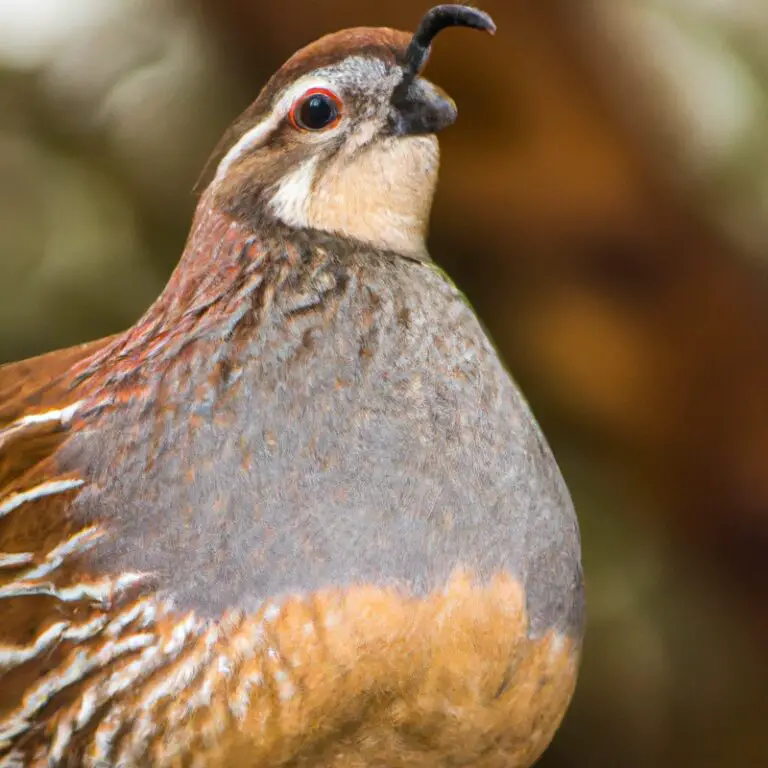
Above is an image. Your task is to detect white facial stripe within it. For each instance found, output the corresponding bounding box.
[213,56,403,185]
[214,75,339,183]
[268,156,319,225]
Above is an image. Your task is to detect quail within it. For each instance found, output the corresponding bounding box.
[0,6,584,767]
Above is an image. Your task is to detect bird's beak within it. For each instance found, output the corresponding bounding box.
[387,3,493,137]
[389,77,457,136]
[388,4,494,137]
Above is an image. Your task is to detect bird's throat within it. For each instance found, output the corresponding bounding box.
[269,134,440,259]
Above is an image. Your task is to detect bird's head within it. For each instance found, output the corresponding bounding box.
[203,5,495,259]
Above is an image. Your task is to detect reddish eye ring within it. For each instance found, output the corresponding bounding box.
[289,88,343,132]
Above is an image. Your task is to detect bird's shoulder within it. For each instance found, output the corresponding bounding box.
[0,337,114,491]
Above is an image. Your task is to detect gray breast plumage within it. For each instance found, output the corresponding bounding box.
[62,236,583,639]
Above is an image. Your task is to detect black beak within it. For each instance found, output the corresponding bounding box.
[389,5,495,136]
[390,79,457,136]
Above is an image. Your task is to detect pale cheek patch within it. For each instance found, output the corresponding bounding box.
[268,156,319,226]
[299,134,440,257]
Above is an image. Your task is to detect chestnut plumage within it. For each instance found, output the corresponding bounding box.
[0,6,583,767]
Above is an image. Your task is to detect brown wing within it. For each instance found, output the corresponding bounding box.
[0,337,114,491]
[0,339,117,757]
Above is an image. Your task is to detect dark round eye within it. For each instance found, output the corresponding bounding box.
[289,88,342,132]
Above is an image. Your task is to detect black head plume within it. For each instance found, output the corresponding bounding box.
[404,5,496,78]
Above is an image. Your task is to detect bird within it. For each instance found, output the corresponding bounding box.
[0,5,583,767]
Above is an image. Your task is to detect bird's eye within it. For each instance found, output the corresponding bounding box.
[289,88,343,132]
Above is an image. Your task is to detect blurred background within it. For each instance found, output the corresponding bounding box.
[1,1,767,765]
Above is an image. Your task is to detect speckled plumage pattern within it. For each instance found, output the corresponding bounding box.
[67,200,583,632]
[0,199,582,765]
[0,7,583,765]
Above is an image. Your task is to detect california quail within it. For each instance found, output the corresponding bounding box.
[0,6,584,766]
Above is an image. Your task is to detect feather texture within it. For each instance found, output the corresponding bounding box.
[0,8,583,765]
